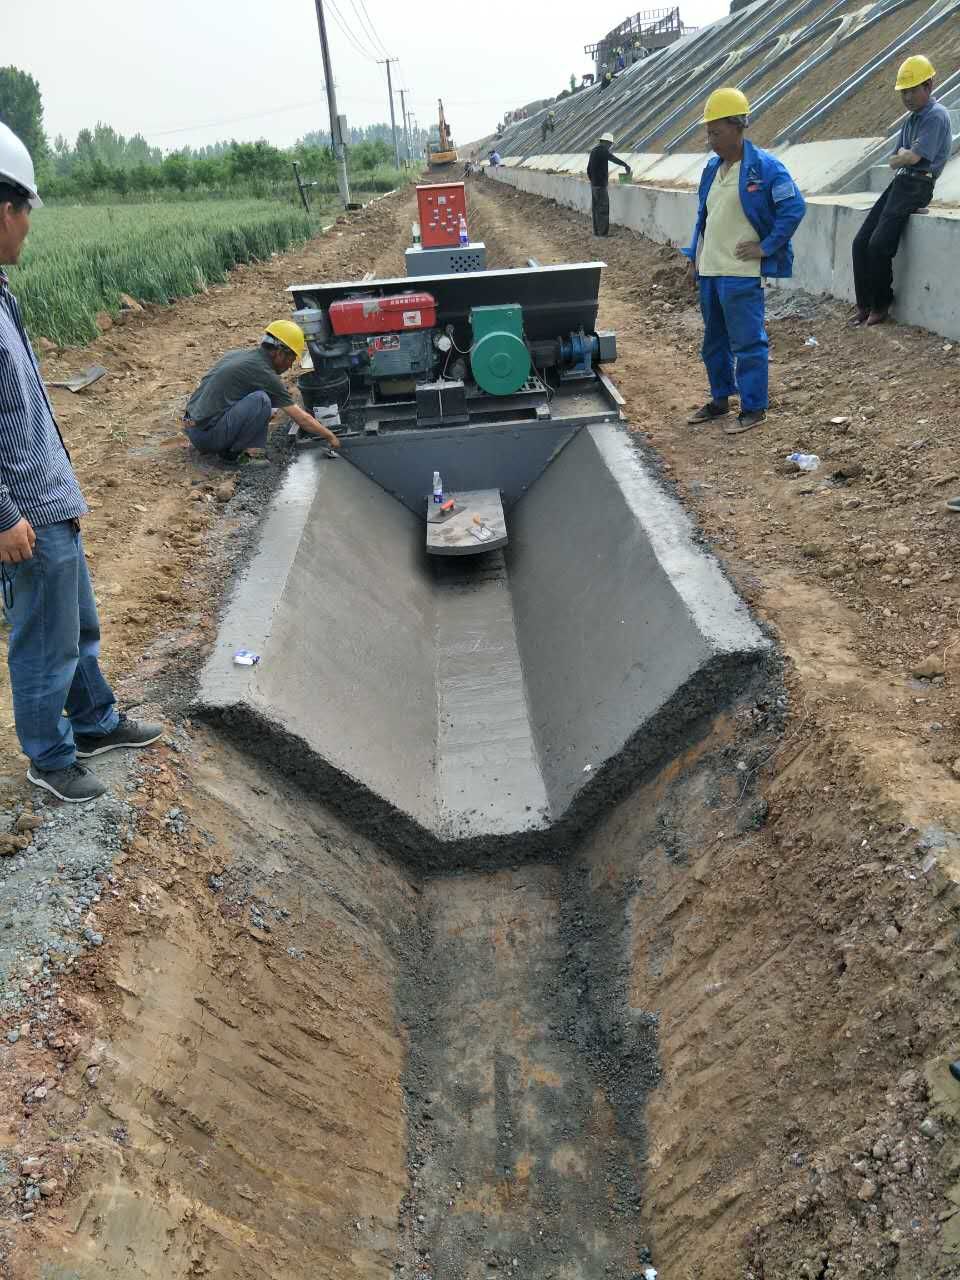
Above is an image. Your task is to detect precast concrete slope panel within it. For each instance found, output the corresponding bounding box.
[200,453,438,830]
[507,425,769,817]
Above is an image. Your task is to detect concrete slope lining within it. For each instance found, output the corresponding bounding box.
[197,425,769,865]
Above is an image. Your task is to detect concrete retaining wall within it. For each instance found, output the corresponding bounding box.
[490,165,960,340]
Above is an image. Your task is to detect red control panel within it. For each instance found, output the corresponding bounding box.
[416,183,467,249]
[329,292,437,336]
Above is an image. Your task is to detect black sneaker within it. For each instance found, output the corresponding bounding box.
[74,712,163,759]
[725,409,767,434]
[687,399,730,424]
[27,762,107,803]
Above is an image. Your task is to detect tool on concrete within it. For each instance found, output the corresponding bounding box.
[425,489,506,556]
[233,649,261,666]
[427,498,458,523]
[49,364,108,393]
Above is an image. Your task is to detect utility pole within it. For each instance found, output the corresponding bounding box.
[399,89,412,166]
[314,0,350,208]
[378,57,401,170]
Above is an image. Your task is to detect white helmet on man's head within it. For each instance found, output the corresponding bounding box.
[0,122,42,208]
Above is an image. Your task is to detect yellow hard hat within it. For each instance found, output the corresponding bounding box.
[895,54,935,91]
[264,319,306,359]
[703,87,750,123]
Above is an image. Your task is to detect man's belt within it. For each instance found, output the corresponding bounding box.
[899,168,935,180]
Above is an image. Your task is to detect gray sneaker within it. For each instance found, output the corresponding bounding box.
[27,763,107,803]
[74,712,163,758]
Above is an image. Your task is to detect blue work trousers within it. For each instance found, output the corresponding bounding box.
[3,520,118,770]
[185,390,273,456]
[698,276,768,413]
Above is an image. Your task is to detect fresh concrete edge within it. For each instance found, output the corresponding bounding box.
[589,424,770,657]
[489,166,960,342]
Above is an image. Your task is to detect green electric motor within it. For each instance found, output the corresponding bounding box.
[469,304,531,396]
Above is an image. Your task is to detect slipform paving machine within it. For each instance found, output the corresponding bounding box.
[199,183,768,861]
[289,186,622,555]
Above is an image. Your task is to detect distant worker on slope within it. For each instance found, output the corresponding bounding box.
[851,55,952,328]
[183,322,340,463]
[0,122,162,804]
[541,110,556,144]
[683,88,805,434]
[600,63,614,90]
[587,132,632,237]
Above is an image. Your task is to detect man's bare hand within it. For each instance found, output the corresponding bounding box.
[685,258,697,287]
[735,240,764,261]
[0,518,36,564]
[324,429,341,448]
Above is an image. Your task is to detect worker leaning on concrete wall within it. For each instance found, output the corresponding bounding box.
[851,55,953,328]
[682,88,806,435]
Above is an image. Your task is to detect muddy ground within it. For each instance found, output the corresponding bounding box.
[0,181,957,1279]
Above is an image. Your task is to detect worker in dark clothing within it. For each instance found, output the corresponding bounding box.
[184,322,340,462]
[852,55,953,327]
[587,132,632,237]
[541,110,556,144]
[600,63,613,90]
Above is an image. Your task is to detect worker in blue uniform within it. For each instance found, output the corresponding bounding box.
[683,88,806,434]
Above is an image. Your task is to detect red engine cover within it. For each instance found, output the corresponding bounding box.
[329,293,437,336]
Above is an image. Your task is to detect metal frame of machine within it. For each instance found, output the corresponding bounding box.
[288,261,621,439]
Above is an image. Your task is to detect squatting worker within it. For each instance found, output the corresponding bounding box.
[683,88,806,434]
[851,55,952,328]
[183,321,340,462]
[587,132,632,237]
[0,123,161,804]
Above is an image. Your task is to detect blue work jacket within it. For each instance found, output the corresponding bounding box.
[684,139,807,279]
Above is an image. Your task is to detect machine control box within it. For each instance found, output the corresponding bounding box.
[416,183,467,249]
[329,292,437,336]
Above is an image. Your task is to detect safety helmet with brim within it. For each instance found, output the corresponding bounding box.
[0,122,42,208]
[599,132,615,144]
[895,55,935,91]
[703,87,750,124]
[263,319,306,360]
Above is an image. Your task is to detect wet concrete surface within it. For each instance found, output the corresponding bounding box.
[197,422,770,867]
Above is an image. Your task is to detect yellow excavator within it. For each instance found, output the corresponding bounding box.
[426,99,458,170]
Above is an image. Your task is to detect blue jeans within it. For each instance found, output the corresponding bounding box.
[184,390,272,455]
[698,276,768,413]
[3,520,118,770]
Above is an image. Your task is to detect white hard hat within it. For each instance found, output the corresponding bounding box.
[0,122,42,208]
[600,132,615,144]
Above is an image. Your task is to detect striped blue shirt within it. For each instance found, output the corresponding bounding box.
[0,269,86,532]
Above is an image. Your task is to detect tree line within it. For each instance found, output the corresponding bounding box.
[0,66,424,200]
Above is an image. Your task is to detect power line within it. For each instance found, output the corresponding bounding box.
[325,0,379,61]
[347,0,390,59]
[144,97,328,138]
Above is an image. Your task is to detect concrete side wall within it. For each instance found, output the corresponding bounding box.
[507,425,768,818]
[202,453,438,828]
[490,166,960,341]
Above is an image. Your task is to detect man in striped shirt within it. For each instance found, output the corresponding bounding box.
[0,122,161,803]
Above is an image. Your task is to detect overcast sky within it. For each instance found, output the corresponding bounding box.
[5,0,730,152]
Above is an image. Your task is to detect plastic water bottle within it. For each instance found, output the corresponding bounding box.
[787,452,820,471]
[458,214,469,246]
[412,221,421,246]
[433,471,444,503]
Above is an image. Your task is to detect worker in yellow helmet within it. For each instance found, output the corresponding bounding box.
[183,320,340,463]
[683,88,805,434]
[851,55,951,327]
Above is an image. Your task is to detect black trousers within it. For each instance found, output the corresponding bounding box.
[591,185,610,237]
[852,172,934,311]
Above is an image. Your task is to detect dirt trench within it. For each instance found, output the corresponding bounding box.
[1,183,958,1280]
